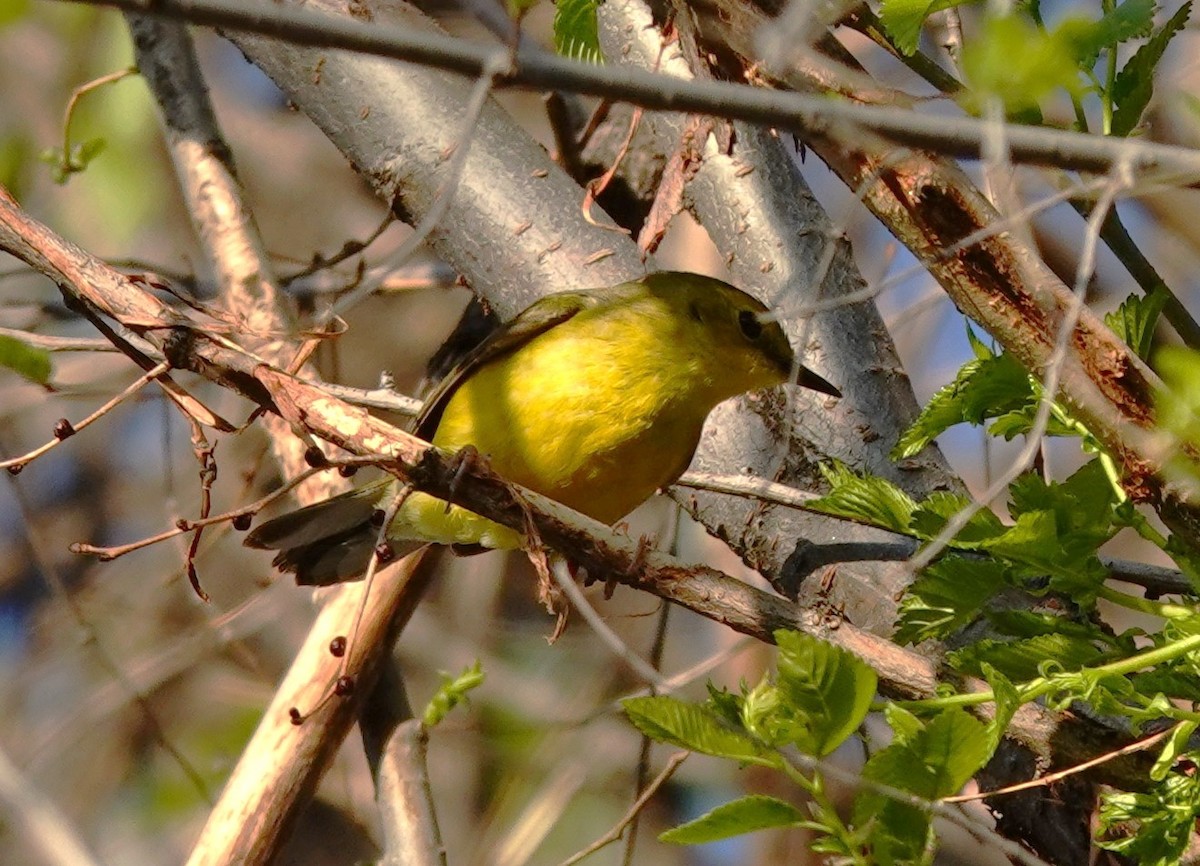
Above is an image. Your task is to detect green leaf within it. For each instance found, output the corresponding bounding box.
[985,402,1079,440]
[739,676,792,747]
[1056,0,1156,68]
[893,348,1032,459]
[961,15,1084,116]
[884,704,924,746]
[807,462,917,534]
[1157,346,1200,446]
[985,609,1113,643]
[860,708,991,806]
[660,795,803,844]
[705,682,744,728]
[623,696,779,767]
[0,334,51,384]
[908,491,1007,547]
[855,750,932,864]
[980,663,1020,755]
[1131,667,1200,703]
[947,633,1103,681]
[774,629,877,757]
[982,509,1108,599]
[1106,290,1168,358]
[919,708,992,795]
[1008,461,1119,547]
[1150,722,1197,782]
[553,0,603,63]
[1098,771,1200,864]
[1111,1,1190,136]
[855,709,990,862]
[422,660,485,727]
[877,0,968,55]
[894,556,1009,645]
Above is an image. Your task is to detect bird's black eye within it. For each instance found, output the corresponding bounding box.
[738,309,763,340]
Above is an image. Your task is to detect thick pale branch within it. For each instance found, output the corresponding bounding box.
[688,0,1200,548]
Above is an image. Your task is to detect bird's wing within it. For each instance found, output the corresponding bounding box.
[414,289,610,439]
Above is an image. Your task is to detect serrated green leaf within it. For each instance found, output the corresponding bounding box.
[985,609,1111,642]
[908,491,1007,547]
[1131,668,1200,703]
[739,676,793,747]
[0,334,51,384]
[863,708,990,799]
[774,629,877,757]
[893,350,1032,459]
[877,0,968,55]
[947,633,1104,681]
[1112,1,1190,136]
[884,704,923,745]
[1106,290,1168,358]
[965,323,995,360]
[855,709,989,862]
[982,509,1108,599]
[921,708,992,795]
[553,0,603,63]
[1008,461,1119,546]
[894,556,1009,645]
[854,750,933,864]
[807,462,917,534]
[705,683,743,727]
[623,696,779,767]
[660,794,804,844]
[1057,0,1156,69]
[1163,535,1200,594]
[985,403,1079,440]
[1098,771,1200,864]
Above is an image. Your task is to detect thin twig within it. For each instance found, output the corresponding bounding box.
[70,455,384,561]
[0,327,119,352]
[942,726,1176,804]
[69,0,1200,182]
[0,360,169,472]
[557,752,688,866]
[550,560,666,688]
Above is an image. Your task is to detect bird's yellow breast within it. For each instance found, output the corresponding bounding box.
[430,301,712,525]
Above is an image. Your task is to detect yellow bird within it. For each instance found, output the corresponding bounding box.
[246,271,839,585]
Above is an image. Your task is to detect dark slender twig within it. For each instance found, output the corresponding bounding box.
[1081,202,1200,348]
[841,5,963,95]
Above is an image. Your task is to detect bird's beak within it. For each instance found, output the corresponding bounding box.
[794,364,841,398]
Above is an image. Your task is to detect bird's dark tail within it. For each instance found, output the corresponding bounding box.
[245,479,425,585]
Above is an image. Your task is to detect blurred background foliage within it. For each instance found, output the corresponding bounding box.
[0,0,1196,863]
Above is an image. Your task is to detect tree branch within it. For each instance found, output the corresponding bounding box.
[51,0,1200,181]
